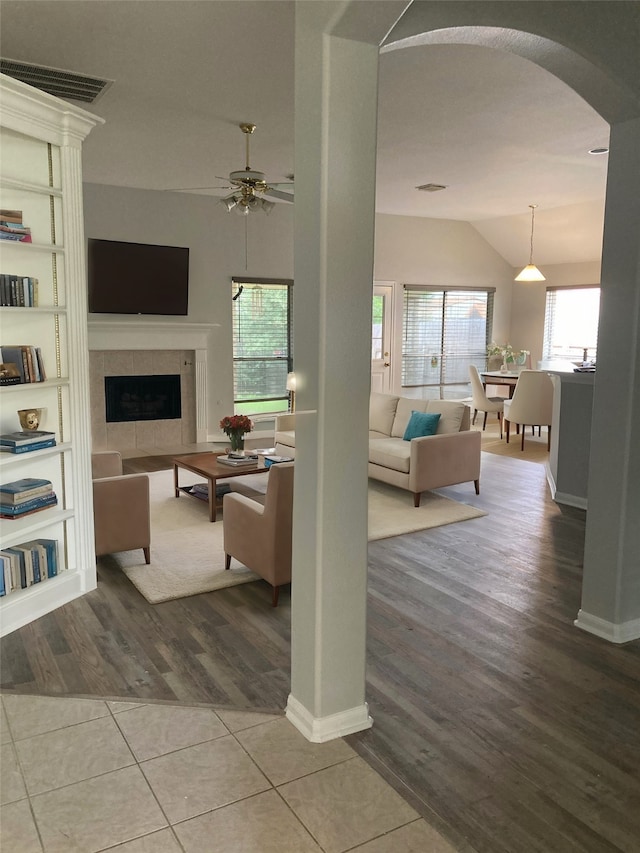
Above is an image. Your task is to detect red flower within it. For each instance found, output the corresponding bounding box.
[219,414,253,435]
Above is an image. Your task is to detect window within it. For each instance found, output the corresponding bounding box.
[232,278,293,415]
[543,286,600,363]
[402,287,494,397]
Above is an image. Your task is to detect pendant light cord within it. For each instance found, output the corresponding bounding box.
[528,204,537,264]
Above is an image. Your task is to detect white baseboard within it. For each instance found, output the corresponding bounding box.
[285,694,373,743]
[554,491,588,510]
[574,609,640,643]
[546,464,588,509]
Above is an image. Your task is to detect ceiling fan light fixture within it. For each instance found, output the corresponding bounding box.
[515,204,545,282]
[220,196,238,212]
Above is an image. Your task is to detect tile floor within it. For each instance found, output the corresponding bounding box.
[0,693,458,852]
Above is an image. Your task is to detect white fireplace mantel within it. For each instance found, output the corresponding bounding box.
[87,321,217,442]
[87,320,217,352]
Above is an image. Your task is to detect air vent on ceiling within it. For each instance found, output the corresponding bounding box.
[416,183,447,192]
[0,58,112,104]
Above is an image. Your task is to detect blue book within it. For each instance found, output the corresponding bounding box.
[0,477,52,495]
[0,431,56,446]
[0,440,57,454]
[0,493,57,515]
[36,539,58,577]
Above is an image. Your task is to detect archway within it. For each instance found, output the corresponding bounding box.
[288,0,640,741]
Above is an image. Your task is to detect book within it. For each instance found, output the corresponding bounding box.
[0,477,53,501]
[0,492,57,516]
[0,209,23,223]
[0,439,57,454]
[217,455,259,467]
[18,541,49,584]
[3,548,27,588]
[0,431,56,447]
[35,538,58,577]
[263,455,294,467]
[0,550,20,592]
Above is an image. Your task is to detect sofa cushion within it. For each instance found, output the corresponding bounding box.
[403,411,441,440]
[391,397,428,437]
[369,392,399,436]
[426,399,466,434]
[368,438,411,473]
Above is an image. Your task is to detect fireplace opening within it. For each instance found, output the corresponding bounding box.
[105,375,182,423]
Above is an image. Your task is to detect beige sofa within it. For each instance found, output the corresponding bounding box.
[275,392,481,507]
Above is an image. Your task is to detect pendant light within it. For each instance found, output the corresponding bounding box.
[515,204,545,282]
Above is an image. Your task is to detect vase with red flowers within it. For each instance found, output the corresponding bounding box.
[219,414,253,455]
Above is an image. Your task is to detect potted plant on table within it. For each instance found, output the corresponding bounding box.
[487,342,529,372]
[220,414,253,455]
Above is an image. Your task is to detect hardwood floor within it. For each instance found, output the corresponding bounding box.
[2,449,640,852]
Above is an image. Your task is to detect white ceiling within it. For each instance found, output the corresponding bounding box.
[0,0,610,268]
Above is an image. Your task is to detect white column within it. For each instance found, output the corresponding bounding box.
[576,116,640,643]
[285,4,383,741]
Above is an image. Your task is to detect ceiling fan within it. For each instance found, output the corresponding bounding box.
[171,123,294,215]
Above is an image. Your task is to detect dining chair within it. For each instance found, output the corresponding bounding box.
[468,364,504,438]
[502,370,554,451]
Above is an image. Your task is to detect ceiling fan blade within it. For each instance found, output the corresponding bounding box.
[263,187,294,203]
[166,185,233,192]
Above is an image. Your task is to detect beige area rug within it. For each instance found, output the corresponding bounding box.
[102,469,485,604]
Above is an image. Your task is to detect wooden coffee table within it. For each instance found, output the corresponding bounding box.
[173,452,260,522]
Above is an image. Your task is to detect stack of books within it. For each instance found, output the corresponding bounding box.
[0,538,59,596]
[0,477,57,519]
[0,209,32,243]
[0,431,56,454]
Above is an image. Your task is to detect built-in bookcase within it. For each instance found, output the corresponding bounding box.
[0,73,103,636]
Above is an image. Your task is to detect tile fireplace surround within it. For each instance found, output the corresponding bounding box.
[88,322,214,452]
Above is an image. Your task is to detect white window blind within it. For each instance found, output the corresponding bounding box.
[232,278,293,413]
[402,287,494,391]
[543,286,600,363]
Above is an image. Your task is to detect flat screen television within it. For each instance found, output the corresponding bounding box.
[87,238,189,315]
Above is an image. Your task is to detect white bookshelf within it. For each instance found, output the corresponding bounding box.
[0,73,103,636]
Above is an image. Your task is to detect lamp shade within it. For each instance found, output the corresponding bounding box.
[515,263,546,282]
[286,372,297,391]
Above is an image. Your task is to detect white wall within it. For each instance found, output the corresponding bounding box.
[510,260,602,366]
[83,184,598,436]
[374,213,515,392]
[83,183,294,436]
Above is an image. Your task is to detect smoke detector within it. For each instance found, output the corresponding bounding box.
[416,183,448,192]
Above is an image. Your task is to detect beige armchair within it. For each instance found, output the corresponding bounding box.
[91,451,151,564]
[223,461,294,606]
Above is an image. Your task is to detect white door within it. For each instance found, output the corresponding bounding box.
[371,284,393,393]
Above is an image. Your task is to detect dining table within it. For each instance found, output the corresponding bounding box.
[480,370,520,398]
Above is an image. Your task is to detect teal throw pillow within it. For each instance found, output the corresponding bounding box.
[403,410,441,441]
